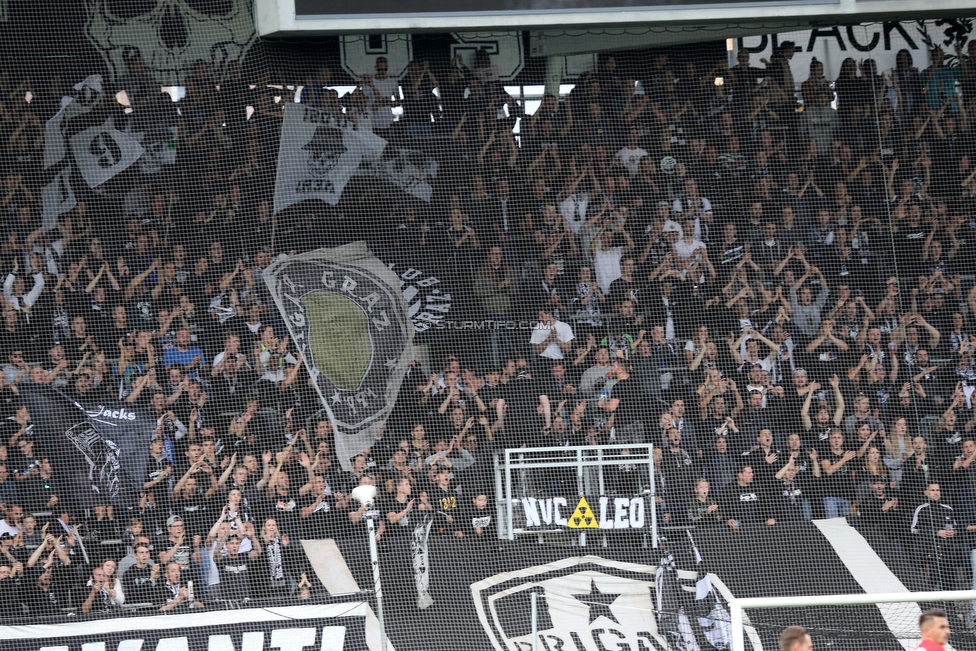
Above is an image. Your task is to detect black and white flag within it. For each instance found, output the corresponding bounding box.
[70,117,144,188]
[273,102,386,213]
[411,512,435,609]
[364,147,438,203]
[41,165,76,232]
[18,384,156,510]
[44,74,104,169]
[262,242,413,470]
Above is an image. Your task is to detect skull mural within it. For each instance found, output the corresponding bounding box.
[84,0,257,85]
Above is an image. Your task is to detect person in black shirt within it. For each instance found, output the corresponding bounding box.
[384,477,433,539]
[599,361,646,442]
[772,457,820,522]
[857,475,905,541]
[740,428,781,491]
[122,544,159,604]
[428,468,464,538]
[462,492,496,540]
[661,427,698,508]
[212,523,262,604]
[820,429,857,518]
[718,464,776,529]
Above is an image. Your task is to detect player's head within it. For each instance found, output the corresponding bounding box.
[779,626,812,651]
[919,609,950,644]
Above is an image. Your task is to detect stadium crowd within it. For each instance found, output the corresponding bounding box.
[0,39,973,618]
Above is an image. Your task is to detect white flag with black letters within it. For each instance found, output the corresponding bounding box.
[273,103,386,214]
[70,118,144,188]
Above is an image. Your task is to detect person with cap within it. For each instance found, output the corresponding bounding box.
[157,515,202,584]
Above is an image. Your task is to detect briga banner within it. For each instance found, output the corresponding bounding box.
[0,602,370,651]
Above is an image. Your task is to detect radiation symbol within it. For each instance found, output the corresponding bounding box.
[567,497,599,529]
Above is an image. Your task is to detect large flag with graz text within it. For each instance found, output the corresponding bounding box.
[263,242,414,470]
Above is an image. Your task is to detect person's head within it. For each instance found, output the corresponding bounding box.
[666,427,681,447]
[694,479,709,499]
[737,464,754,486]
[913,435,928,456]
[671,399,685,418]
[963,439,976,458]
[165,562,181,584]
[828,429,844,451]
[225,535,242,556]
[261,518,279,540]
[166,516,184,537]
[396,477,412,496]
[779,626,812,651]
[275,470,290,492]
[749,390,764,410]
[925,482,942,502]
[134,544,151,567]
[868,474,888,497]
[919,609,950,645]
[102,558,117,578]
[5,504,22,524]
[865,446,882,464]
[856,421,873,442]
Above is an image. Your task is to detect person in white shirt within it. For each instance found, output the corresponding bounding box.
[673,218,707,261]
[530,310,574,361]
[0,503,21,537]
[615,129,649,178]
[2,262,44,313]
[589,220,635,293]
[359,57,399,133]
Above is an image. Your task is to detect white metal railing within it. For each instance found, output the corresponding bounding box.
[494,443,657,547]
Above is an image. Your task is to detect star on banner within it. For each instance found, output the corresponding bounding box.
[572,579,621,624]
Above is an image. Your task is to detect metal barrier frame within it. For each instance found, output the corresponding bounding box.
[494,443,657,547]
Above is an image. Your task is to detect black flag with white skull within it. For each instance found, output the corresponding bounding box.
[70,117,144,188]
[262,242,413,470]
[273,102,386,213]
